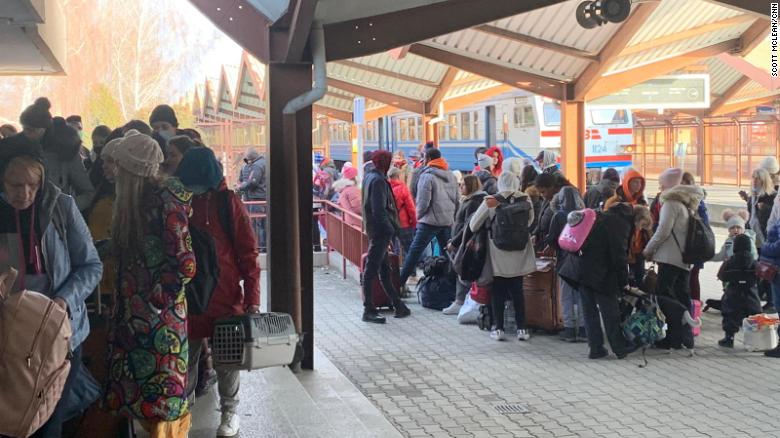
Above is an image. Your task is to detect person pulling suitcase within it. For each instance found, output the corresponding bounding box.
[361,150,411,323]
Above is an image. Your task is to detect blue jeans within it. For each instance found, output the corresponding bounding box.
[247,202,266,252]
[771,276,780,319]
[559,277,585,329]
[399,223,451,284]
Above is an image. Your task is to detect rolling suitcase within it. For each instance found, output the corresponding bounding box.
[361,252,400,310]
[523,257,563,331]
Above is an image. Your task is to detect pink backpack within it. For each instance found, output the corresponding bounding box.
[558,209,597,253]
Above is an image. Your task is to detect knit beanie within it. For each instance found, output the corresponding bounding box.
[658,168,683,190]
[42,117,82,160]
[0,134,44,177]
[101,137,123,160]
[149,104,179,127]
[723,209,748,230]
[175,146,223,190]
[733,233,752,254]
[342,166,358,180]
[19,97,53,130]
[245,147,260,161]
[112,130,164,177]
[477,153,493,170]
[759,156,780,175]
[602,168,620,183]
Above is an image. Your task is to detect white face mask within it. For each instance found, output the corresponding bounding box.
[159,130,175,141]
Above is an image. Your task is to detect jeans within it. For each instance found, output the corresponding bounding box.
[399,223,451,284]
[187,338,240,415]
[455,278,471,304]
[579,288,627,355]
[30,347,83,438]
[559,277,585,329]
[491,276,525,331]
[247,202,266,252]
[363,233,401,310]
[394,227,414,258]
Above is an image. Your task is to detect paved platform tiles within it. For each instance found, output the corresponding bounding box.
[314,243,780,437]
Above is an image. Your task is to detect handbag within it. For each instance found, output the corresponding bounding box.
[452,225,488,282]
[756,261,779,281]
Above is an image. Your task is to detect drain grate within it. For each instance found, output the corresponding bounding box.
[494,404,530,415]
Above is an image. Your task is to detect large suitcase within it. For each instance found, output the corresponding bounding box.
[523,257,563,331]
[361,252,400,310]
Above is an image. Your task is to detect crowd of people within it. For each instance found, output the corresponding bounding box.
[0,97,260,438]
[314,140,780,361]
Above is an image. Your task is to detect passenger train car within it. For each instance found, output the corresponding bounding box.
[327,90,634,174]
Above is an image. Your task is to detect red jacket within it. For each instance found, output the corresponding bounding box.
[390,179,417,229]
[188,183,261,339]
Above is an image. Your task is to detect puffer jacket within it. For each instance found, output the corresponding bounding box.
[415,166,459,227]
[450,190,487,246]
[643,184,705,271]
[335,180,362,227]
[238,156,267,200]
[469,191,536,278]
[362,168,400,237]
[389,179,416,229]
[559,203,634,295]
[473,170,497,195]
[1,181,102,349]
[761,220,780,265]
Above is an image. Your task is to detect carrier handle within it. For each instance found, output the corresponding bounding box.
[0,267,18,302]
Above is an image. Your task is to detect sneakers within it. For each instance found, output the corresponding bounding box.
[217,411,240,437]
[588,346,609,359]
[393,301,411,318]
[442,302,462,315]
[516,329,531,341]
[718,336,734,348]
[362,311,386,324]
[490,329,506,341]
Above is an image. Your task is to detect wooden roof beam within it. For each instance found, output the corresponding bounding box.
[408,43,566,101]
[366,105,401,121]
[325,91,355,102]
[313,105,352,123]
[712,95,779,116]
[442,84,515,113]
[189,0,270,63]
[428,67,459,115]
[284,0,319,62]
[323,0,568,61]
[474,25,599,62]
[574,3,660,101]
[716,53,780,90]
[739,18,771,55]
[333,60,440,88]
[586,39,741,100]
[328,78,427,113]
[620,14,755,56]
[709,76,752,116]
[705,1,774,17]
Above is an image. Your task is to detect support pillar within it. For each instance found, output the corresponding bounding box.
[378,117,386,150]
[424,115,435,144]
[702,123,712,185]
[560,100,586,191]
[485,105,497,147]
[267,62,314,369]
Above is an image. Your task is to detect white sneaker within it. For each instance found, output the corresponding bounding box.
[517,329,531,341]
[217,411,240,437]
[442,302,463,315]
[490,329,506,341]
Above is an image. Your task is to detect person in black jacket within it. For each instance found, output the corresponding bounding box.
[583,168,619,210]
[361,150,411,324]
[473,153,497,195]
[717,234,761,348]
[559,202,636,359]
[443,175,487,314]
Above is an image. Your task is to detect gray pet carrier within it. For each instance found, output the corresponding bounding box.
[212,313,299,371]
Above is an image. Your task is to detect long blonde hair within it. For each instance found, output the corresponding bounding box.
[112,168,158,258]
[752,168,775,196]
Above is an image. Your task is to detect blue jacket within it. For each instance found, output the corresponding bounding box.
[39,182,103,349]
[761,221,780,266]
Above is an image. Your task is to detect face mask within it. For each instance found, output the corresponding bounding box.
[159,130,175,141]
[78,131,84,140]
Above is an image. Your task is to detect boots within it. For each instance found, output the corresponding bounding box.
[394,300,411,318]
[764,345,780,357]
[362,310,386,324]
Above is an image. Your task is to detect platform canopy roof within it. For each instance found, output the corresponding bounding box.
[0,0,67,75]
[192,0,779,120]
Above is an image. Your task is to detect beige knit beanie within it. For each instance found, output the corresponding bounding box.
[113,130,163,177]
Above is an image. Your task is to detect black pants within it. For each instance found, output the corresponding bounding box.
[656,263,693,348]
[629,257,645,288]
[30,347,83,438]
[491,276,525,331]
[722,286,762,335]
[580,287,627,355]
[363,233,400,310]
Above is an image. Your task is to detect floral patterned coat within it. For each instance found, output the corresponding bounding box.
[104,178,196,421]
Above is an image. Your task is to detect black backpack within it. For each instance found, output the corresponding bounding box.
[673,206,715,265]
[417,256,456,310]
[186,191,233,315]
[490,194,531,251]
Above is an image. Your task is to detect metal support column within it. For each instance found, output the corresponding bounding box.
[485,105,497,147]
[267,62,314,369]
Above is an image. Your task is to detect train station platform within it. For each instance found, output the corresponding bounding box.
[645,180,745,226]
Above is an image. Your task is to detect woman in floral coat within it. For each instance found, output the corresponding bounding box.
[103,130,196,437]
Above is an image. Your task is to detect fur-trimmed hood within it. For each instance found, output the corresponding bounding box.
[332,178,356,193]
[659,185,704,209]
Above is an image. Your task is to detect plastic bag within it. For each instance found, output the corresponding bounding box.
[457,295,480,325]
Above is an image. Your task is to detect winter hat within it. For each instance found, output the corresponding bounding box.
[0,134,44,177]
[245,148,260,161]
[477,153,493,170]
[759,156,780,175]
[19,97,53,129]
[42,117,82,160]
[112,130,164,177]
[602,168,620,183]
[342,166,358,180]
[658,168,683,190]
[722,209,749,230]
[733,233,752,254]
[101,137,123,160]
[149,104,179,127]
[175,146,223,190]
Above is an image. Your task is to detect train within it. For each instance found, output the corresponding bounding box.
[327,90,635,178]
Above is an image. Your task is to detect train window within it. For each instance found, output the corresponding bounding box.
[448,114,459,140]
[591,109,629,125]
[417,117,424,142]
[543,103,561,126]
[365,121,375,141]
[438,120,448,141]
[514,105,536,127]
[472,112,480,140]
[461,112,471,140]
[399,118,409,141]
